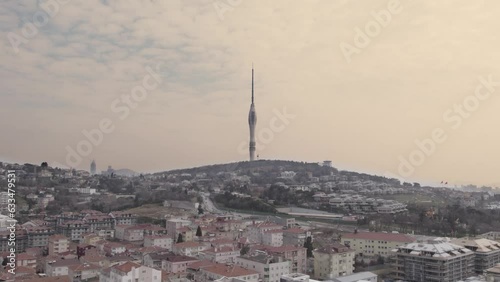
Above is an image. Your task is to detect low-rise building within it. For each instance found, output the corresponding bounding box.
[255,245,307,274]
[173,241,209,257]
[201,246,241,263]
[144,236,173,250]
[48,235,69,255]
[330,271,377,282]
[313,243,355,280]
[237,253,291,282]
[199,263,260,282]
[341,231,415,257]
[263,230,284,247]
[283,228,311,247]
[99,261,161,282]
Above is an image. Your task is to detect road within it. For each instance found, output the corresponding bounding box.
[201,193,366,232]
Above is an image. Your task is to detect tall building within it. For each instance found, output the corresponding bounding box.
[391,238,475,282]
[90,159,96,175]
[248,67,257,161]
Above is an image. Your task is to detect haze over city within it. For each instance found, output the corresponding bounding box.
[2,0,500,187]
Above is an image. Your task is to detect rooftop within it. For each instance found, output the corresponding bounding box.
[343,232,415,243]
[202,264,258,277]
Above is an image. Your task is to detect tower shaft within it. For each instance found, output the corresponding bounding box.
[248,67,257,161]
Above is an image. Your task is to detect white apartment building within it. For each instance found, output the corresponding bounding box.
[237,253,291,282]
[263,230,284,247]
[201,246,241,263]
[99,262,161,282]
[144,235,173,250]
[48,234,69,255]
[199,264,260,282]
[313,243,355,280]
[341,232,415,257]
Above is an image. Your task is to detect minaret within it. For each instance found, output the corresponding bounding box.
[248,67,257,161]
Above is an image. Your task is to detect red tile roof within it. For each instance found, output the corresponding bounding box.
[203,264,258,277]
[113,261,141,273]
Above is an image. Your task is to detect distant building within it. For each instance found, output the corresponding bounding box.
[90,160,96,175]
[341,231,415,257]
[313,243,355,280]
[391,238,475,282]
[323,161,332,167]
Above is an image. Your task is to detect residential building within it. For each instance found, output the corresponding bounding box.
[199,264,260,282]
[283,228,311,247]
[330,271,377,282]
[68,263,101,281]
[201,246,241,263]
[166,219,191,240]
[341,231,415,257]
[83,214,114,232]
[143,252,198,273]
[58,220,90,242]
[247,222,283,245]
[313,243,355,280]
[280,273,310,282]
[109,211,137,226]
[144,236,173,250]
[99,261,161,282]
[16,253,37,269]
[263,230,284,247]
[485,263,500,281]
[391,238,475,282]
[114,225,144,241]
[45,258,82,277]
[451,238,500,273]
[173,241,209,256]
[237,253,291,282]
[48,235,69,255]
[26,226,55,248]
[256,245,308,274]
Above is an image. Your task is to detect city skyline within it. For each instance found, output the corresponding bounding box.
[2,1,500,187]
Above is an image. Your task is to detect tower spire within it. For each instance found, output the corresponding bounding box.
[251,64,254,104]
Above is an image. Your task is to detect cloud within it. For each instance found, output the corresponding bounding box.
[1,0,500,185]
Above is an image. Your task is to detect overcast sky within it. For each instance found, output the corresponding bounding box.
[1,0,500,187]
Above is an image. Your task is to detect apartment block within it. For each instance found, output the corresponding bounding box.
[48,235,69,255]
[391,238,475,282]
[237,253,291,282]
[341,231,415,257]
[313,243,355,280]
[451,238,500,273]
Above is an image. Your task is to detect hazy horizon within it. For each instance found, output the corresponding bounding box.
[2,0,500,187]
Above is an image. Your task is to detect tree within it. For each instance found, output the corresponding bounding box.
[177,233,184,243]
[303,236,314,258]
[196,226,202,237]
[198,205,204,215]
[41,162,48,168]
[240,245,250,256]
